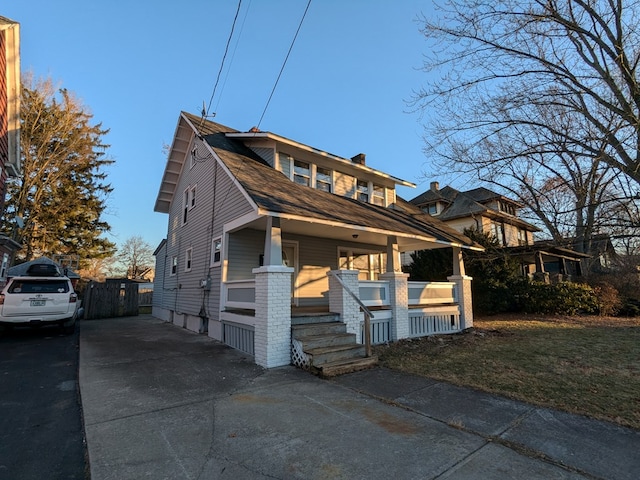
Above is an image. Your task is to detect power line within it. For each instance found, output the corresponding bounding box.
[256,0,312,130]
[203,0,243,120]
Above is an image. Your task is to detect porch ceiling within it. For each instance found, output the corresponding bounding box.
[236,215,450,252]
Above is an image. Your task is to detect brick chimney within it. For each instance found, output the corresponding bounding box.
[351,153,366,165]
[430,181,440,192]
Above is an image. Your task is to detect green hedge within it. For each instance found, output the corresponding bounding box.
[512,281,599,315]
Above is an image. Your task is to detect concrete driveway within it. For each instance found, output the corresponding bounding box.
[79,315,639,479]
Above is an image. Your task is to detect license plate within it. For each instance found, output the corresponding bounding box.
[30,300,46,307]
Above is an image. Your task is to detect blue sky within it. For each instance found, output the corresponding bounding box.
[4,0,447,252]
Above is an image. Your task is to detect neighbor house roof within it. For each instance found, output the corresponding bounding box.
[410,184,539,231]
[155,112,482,250]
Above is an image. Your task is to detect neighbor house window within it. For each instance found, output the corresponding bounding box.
[211,237,222,266]
[185,247,193,272]
[293,160,310,186]
[427,203,438,215]
[171,255,178,276]
[357,180,369,202]
[315,166,332,192]
[490,222,505,246]
[518,229,528,246]
[372,184,385,206]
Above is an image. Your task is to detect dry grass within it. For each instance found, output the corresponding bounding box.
[375,314,640,430]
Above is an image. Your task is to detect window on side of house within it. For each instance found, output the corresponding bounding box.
[293,160,310,186]
[182,185,196,224]
[490,222,505,246]
[171,255,178,276]
[315,166,332,192]
[211,237,222,267]
[427,203,438,215]
[356,179,369,202]
[518,229,528,246]
[372,184,385,206]
[185,247,193,272]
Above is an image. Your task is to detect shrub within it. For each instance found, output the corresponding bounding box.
[514,281,599,315]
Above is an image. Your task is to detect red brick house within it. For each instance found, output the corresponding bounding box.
[0,16,22,282]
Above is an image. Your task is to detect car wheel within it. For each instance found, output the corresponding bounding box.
[61,318,76,335]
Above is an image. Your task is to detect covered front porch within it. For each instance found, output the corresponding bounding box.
[216,213,476,369]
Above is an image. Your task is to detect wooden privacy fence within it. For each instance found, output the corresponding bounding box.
[83,282,139,319]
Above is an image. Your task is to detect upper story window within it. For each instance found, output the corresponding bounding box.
[425,203,438,215]
[517,229,528,246]
[499,200,516,216]
[293,160,310,186]
[182,185,196,224]
[315,167,332,193]
[357,179,369,202]
[372,184,385,206]
[490,222,505,246]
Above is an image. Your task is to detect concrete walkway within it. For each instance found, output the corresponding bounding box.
[79,315,640,480]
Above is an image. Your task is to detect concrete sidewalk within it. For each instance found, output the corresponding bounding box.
[79,315,639,480]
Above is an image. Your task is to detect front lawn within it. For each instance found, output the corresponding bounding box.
[375,314,640,430]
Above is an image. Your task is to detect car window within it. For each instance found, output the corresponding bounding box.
[8,280,70,294]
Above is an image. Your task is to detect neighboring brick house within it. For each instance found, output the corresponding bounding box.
[0,16,22,283]
[408,182,589,281]
[153,112,482,371]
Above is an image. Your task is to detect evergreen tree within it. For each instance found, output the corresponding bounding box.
[3,77,116,264]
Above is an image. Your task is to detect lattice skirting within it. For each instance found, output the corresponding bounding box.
[291,338,310,369]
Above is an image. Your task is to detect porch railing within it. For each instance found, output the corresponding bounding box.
[408,281,456,305]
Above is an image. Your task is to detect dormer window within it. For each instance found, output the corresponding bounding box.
[293,160,310,186]
[316,167,332,193]
[427,203,438,215]
[357,179,369,202]
[372,184,385,206]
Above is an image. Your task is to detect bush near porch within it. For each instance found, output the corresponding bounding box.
[376,314,640,430]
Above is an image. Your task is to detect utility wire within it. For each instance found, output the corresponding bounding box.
[256,0,312,130]
[203,0,243,121]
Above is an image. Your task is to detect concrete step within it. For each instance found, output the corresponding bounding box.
[314,356,379,378]
[291,313,340,325]
[292,321,346,337]
[307,344,366,366]
[295,332,357,350]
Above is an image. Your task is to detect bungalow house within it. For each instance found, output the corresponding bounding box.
[0,17,22,279]
[408,182,589,281]
[153,112,481,372]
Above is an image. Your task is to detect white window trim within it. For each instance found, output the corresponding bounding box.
[185,247,193,272]
[170,255,178,276]
[211,237,222,267]
[182,185,197,225]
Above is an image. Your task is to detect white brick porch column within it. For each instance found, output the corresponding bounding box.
[252,265,294,368]
[328,270,362,342]
[380,272,410,340]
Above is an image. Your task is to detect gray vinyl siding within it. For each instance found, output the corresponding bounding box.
[152,242,166,307]
[158,137,254,321]
[249,147,275,168]
[334,171,355,198]
[227,229,264,281]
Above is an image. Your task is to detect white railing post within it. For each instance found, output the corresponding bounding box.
[379,272,409,340]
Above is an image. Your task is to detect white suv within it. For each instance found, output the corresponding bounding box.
[0,263,78,334]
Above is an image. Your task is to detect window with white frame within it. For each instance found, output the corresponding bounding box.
[171,255,178,276]
[185,247,193,272]
[372,184,385,206]
[293,160,310,186]
[315,166,332,192]
[356,179,369,202]
[211,237,222,266]
[182,185,196,224]
[339,249,386,281]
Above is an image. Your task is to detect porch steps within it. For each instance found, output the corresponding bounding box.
[291,320,378,378]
